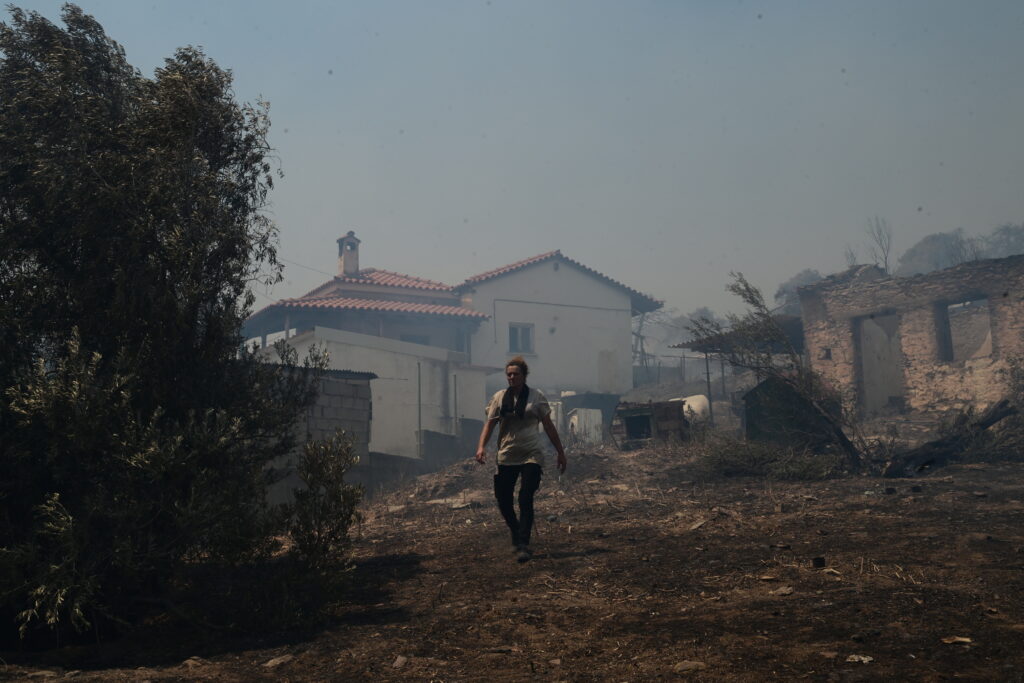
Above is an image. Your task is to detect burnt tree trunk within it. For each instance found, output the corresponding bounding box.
[882,399,1018,478]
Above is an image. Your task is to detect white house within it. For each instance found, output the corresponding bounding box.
[456,250,662,397]
[243,232,492,459]
[244,235,661,459]
[277,326,489,459]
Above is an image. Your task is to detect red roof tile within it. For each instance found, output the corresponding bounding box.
[460,250,662,313]
[301,268,453,298]
[461,250,561,284]
[275,296,488,319]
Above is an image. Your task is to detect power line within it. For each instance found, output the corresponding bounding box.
[252,288,278,302]
[278,256,334,278]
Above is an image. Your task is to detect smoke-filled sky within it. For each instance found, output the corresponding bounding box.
[12,1,1024,316]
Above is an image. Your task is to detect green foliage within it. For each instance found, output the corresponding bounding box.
[287,431,364,572]
[690,273,818,395]
[895,229,981,276]
[983,223,1024,259]
[688,273,861,470]
[0,5,330,641]
[893,222,1024,278]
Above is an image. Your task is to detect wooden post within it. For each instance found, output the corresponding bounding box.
[704,352,715,427]
[417,361,423,459]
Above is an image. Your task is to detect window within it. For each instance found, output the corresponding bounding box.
[937,298,991,362]
[508,323,534,354]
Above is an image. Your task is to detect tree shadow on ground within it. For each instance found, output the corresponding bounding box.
[0,552,428,673]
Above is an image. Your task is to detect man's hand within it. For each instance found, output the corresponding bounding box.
[475,448,487,465]
[556,451,567,474]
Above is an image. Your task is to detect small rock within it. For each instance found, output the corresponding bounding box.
[392,655,408,669]
[673,660,707,672]
[183,657,207,669]
[549,658,562,666]
[262,654,294,669]
[818,651,838,659]
[386,505,405,513]
[546,514,558,522]
[771,585,794,596]
[972,491,988,498]
[846,654,873,664]
[851,629,881,642]
[758,575,778,581]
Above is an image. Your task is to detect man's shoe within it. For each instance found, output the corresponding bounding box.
[516,545,532,563]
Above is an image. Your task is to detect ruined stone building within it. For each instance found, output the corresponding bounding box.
[798,255,1024,415]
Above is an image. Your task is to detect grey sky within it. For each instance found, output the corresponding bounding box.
[11,1,1024,315]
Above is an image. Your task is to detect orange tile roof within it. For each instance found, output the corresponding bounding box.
[461,250,561,284]
[460,250,662,313]
[273,296,488,319]
[300,268,453,298]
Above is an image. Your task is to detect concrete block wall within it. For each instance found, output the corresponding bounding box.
[307,376,372,454]
[267,374,373,505]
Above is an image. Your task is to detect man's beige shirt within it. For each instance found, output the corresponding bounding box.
[485,388,551,466]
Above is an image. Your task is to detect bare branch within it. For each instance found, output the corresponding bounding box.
[866,216,893,274]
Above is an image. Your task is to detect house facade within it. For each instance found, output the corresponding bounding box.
[244,232,491,459]
[456,251,662,397]
[244,234,661,458]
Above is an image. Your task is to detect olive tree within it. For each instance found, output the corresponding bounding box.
[0,5,331,640]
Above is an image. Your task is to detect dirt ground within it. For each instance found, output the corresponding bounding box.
[5,445,1024,681]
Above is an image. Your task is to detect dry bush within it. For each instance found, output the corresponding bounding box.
[690,436,842,481]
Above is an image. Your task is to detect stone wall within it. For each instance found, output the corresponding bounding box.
[798,255,1024,415]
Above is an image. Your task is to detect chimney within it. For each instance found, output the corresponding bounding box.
[337,230,361,277]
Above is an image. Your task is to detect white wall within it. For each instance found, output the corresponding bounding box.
[465,260,634,396]
[279,327,490,458]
